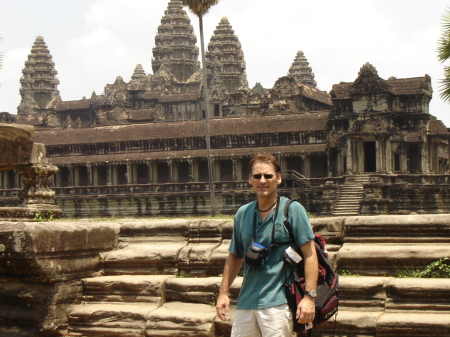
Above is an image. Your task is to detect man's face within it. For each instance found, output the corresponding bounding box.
[248,161,282,198]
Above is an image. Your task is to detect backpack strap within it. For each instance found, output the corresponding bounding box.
[283,198,300,242]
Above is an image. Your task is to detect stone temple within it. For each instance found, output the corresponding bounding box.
[0,0,449,218]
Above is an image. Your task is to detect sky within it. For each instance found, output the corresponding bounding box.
[1,0,449,126]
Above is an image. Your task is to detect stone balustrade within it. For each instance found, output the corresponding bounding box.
[0,214,448,336]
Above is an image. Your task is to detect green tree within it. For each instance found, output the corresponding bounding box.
[181,0,219,216]
[437,7,450,102]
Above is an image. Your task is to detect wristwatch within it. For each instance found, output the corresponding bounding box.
[304,290,317,298]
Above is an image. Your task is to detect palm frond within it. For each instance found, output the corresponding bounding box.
[439,66,450,102]
[437,7,450,63]
[181,0,219,17]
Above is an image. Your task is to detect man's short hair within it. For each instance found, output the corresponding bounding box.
[248,153,281,174]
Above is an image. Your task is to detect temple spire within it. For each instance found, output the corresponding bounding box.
[18,36,61,115]
[206,17,248,94]
[288,51,317,88]
[152,0,200,82]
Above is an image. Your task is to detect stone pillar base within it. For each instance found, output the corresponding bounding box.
[0,204,63,221]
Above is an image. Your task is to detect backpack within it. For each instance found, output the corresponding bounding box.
[282,199,339,335]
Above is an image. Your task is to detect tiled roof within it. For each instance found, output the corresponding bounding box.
[55,99,92,111]
[299,84,332,105]
[159,92,200,102]
[46,144,327,165]
[35,112,330,145]
[428,115,448,135]
[331,76,430,99]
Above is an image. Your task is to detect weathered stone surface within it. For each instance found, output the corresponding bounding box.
[344,214,450,243]
[69,303,157,337]
[0,123,34,170]
[81,275,174,304]
[385,278,450,311]
[376,313,450,336]
[146,302,217,337]
[336,243,450,276]
[1,216,449,337]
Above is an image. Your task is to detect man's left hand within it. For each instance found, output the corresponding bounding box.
[296,296,315,324]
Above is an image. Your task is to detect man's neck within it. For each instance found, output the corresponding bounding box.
[257,195,278,211]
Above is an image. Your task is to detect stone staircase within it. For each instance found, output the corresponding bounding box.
[333,175,369,216]
[64,216,450,337]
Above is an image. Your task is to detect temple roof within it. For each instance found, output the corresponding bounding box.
[35,112,330,146]
[45,144,328,165]
[331,76,431,99]
[55,99,92,111]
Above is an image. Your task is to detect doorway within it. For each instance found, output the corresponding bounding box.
[364,142,376,172]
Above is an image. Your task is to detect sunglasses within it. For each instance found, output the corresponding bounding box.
[252,174,275,180]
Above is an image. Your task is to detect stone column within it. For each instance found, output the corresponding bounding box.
[126,163,132,184]
[386,138,392,173]
[346,138,353,174]
[376,139,381,172]
[357,140,363,174]
[146,161,153,183]
[304,156,311,178]
[188,159,194,182]
[107,164,112,186]
[168,160,173,183]
[87,164,92,186]
[232,158,237,181]
[68,165,74,186]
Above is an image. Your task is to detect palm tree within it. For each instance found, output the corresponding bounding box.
[437,7,450,102]
[181,0,219,216]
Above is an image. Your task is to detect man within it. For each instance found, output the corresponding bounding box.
[216,153,318,337]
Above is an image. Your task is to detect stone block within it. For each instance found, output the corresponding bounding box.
[344,214,450,243]
[145,302,216,337]
[0,222,120,281]
[376,313,450,336]
[385,278,450,311]
[336,243,450,276]
[81,275,174,304]
[165,277,221,305]
[68,302,157,337]
[0,123,34,170]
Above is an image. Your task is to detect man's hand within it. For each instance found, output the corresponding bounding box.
[296,296,315,324]
[216,293,230,321]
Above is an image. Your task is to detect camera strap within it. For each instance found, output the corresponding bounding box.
[252,197,291,250]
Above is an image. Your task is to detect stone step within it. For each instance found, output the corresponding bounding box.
[343,214,450,243]
[336,243,450,276]
[80,275,174,304]
[68,302,158,337]
[314,312,450,337]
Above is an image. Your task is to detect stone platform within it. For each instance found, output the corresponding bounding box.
[0,215,449,336]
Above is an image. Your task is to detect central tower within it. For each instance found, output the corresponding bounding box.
[152,0,200,82]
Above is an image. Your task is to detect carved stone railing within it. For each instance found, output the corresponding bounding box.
[0,123,62,220]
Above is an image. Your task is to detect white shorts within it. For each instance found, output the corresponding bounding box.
[231,304,294,337]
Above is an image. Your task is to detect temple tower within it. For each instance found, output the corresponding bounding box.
[18,36,61,115]
[152,0,200,82]
[206,17,248,94]
[288,51,317,88]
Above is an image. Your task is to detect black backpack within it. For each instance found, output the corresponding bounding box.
[283,199,339,334]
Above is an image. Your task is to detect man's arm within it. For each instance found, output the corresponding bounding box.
[216,252,244,321]
[297,239,318,324]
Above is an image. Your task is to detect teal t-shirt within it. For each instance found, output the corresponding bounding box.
[229,196,314,310]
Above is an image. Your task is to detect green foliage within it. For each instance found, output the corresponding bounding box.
[437,7,450,102]
[181,0,219,17]
[338,269,362,277]
[34,211,55,222]
[396,258,450,278]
